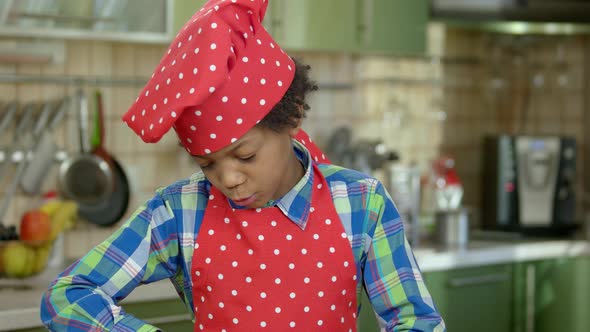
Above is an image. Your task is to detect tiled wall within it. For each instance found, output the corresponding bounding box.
[0,39,360,258]
[355,27,588,230]
[0,41,192,256]
[0,24,588,258]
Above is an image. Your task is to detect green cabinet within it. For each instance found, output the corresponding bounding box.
[173,0,207,35]
[268,0,427,54]
[267,0,358,52]
[173,0,428,54]
[423,264,513,332]
[513,257,590,332]
[356,0,428,55]
[174,0,360,52]
[124,298,193,330]
[350,256,590,332]
[359,288,381,331]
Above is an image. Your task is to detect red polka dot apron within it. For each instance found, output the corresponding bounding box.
[190,164,357,331]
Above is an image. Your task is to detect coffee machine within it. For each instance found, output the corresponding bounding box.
[482,135,578,236]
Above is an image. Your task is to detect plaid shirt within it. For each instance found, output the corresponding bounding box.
[41,142,445,332]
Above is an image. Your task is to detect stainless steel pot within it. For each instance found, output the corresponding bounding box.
[434,208,471,248]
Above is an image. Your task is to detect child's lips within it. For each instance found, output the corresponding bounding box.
[232,194,257,206]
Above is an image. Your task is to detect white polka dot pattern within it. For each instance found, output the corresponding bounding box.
[122,0,295,156]
[294,130,330,164]
[190,164,357,330]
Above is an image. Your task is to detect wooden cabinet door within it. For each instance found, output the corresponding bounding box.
[424,264,513,332]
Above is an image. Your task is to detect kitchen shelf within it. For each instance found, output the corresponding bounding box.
[440,19,590,36]
[358,77,474,88]
[0,73,148,87]
[0,73,354,91]
[0,0,173,44]
[0,26,171,44]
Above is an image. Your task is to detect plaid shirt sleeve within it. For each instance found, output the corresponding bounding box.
[363,180,445,332]
[40,190,182,332]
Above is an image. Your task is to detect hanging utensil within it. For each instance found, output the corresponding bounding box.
[0,102,17,137]
[21,96,71,195]
[0,103,44,223]
[77,89,130,226]
[58,89,114,206]
[0,103,35,186]
[0,102,17,166]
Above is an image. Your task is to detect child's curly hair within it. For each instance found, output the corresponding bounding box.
[258,58,318,131]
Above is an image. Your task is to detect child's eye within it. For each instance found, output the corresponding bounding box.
[239,154,256,162]
[198,162,212,170]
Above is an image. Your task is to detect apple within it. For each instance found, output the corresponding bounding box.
[20,210,52,247]
[2,241,33,278]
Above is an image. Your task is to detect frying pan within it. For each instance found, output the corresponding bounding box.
[76,90,130,227]
[58,89,113,206]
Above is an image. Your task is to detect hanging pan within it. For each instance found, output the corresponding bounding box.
[75,89,130,227]
[58,89,114,206]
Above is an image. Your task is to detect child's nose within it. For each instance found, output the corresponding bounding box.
[219,167,246,190]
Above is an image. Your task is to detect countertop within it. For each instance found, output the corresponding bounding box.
[2,238,590,331]
[414,238,590,272]
[0,267,178,331]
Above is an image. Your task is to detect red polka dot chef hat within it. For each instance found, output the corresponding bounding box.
[123,0,295,155]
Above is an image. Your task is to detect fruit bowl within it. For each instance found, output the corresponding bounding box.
[0,199,78,279]
[0,240,53,279]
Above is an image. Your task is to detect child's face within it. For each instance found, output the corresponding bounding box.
[192,124,303,208]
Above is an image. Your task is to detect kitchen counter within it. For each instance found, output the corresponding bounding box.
[415,239,590,272]
[0,267,178,331]
[2,239,589,331]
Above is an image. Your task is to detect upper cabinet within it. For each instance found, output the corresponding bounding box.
[266,0,358,53]
[173,0,207,36]
[0,0,428,52]
[0,0,173,44]
[266,0,428,55]
[357,0,428,55]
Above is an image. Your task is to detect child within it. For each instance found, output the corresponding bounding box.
[41,0,445,331]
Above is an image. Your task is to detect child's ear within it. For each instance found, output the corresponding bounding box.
[288,104,304,137]
[289,105,304,138]
[288,120,301,138]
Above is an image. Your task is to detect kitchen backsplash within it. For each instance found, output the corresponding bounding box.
[0,24,587,258]
[355,28,587,229]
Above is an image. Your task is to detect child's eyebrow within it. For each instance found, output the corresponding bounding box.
[189,139,253,159]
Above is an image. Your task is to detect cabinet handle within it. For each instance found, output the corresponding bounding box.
[273,0,286,42]
[146,314,191,325]
[448,273,509,288]
[358,0,373,45]
[525,264,536,332]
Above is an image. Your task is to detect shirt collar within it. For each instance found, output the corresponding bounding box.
[228,139,314,230]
